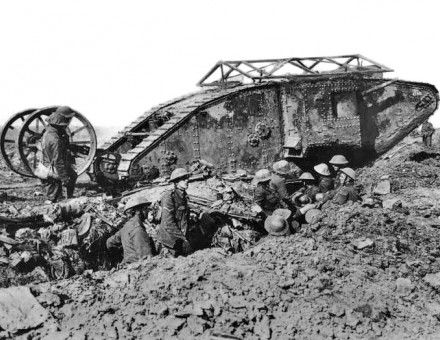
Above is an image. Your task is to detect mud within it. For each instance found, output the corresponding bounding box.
[2,135,440,339]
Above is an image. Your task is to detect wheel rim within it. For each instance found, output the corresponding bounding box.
[17,106,97,177]
[0,108,38,177]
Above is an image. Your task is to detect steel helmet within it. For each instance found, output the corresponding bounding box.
[47,113,71,126]
[124,195,151,212]
[294,194,312,206]
[329,155,349,166]
[264,213,291,236]
[55,106,75,118]
[169,168,190,182]
[273,208,292,220]
[314,163,331,176]
[252,169,271,185]
[272,160,290,175]
[340,167,356,180]
[299,172,315,181]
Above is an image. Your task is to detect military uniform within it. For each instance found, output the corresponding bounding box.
[254,183,288,216]
[304,184,320,202]
[41,125,77,202]
[106,214,154,264]
[318,177,334,193]
[333,185,361,205]
[421,121,435,147]
[270,173,289,200]
[155,188,192,256]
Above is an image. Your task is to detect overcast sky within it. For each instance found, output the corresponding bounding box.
[0,0,439,133]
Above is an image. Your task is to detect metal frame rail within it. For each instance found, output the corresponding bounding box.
[198,54,393,86]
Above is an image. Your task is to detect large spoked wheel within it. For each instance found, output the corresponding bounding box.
[17,106,97,178]
[0,108,38,177]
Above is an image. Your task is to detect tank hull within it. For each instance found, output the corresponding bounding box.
[92,75,438,184]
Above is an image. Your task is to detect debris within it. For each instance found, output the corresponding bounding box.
[374,180,391,195]
[0,286,48,332]
[353,238,374,250]
[36,292,62,307]
[395,277,414,295]
[423,272,440,290]
[382,198,401,210]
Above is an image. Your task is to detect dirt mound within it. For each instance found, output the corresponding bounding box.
[3,136,440,339]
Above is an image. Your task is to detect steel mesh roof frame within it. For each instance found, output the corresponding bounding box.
[197,54,393,86]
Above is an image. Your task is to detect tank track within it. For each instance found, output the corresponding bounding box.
[107,83,268,179]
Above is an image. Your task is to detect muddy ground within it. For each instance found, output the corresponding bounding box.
[2,134,440,339]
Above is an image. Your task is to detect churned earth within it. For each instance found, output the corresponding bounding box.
[2,134,440,339]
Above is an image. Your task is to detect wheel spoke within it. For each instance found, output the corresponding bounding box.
[25,127,39,136]
[38,117,47,127]
[71,125,87,136]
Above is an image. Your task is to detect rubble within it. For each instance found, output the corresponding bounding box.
[0,135,439,338]
[0,286,48,333]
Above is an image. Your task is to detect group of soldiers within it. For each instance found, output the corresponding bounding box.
[252,156,360,237]
[104,155,361,264]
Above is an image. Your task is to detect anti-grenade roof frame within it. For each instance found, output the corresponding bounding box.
[197,54,393,87]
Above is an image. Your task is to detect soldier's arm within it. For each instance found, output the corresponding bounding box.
[348,188,361,202]
[278,182,289,200]
[133,230,153,260]
[253,187,265,208]
[106,230,122,249]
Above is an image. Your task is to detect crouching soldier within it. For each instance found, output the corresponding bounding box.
[332,167,361,204]
[263,207,314,237]
[106,196,155,264]
[314,163,334,193]
[270,160,292,200]
[297,172,319,202]
[329,154,349,187]
[253,169,286,216]
[155,168,193,257]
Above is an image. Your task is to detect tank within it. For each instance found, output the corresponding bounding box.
[90,54,439,187]
[1,54,438,190]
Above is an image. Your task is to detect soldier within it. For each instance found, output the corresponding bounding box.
[106,196,155,264]
[329,154,348,176]
[314,163,334,193]
[270,160,291,200]
[155,168,193,257]
[298,172,320,202]
[264,209,292,237]
[421,120,435,147]
[253,169,285,216]
[41,106,77,203]
[332,167,361,205]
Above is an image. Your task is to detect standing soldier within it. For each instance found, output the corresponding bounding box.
[41,106,77,203]
[106,196,155,264]
[155,168,193,257]
[421,120,435,147]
